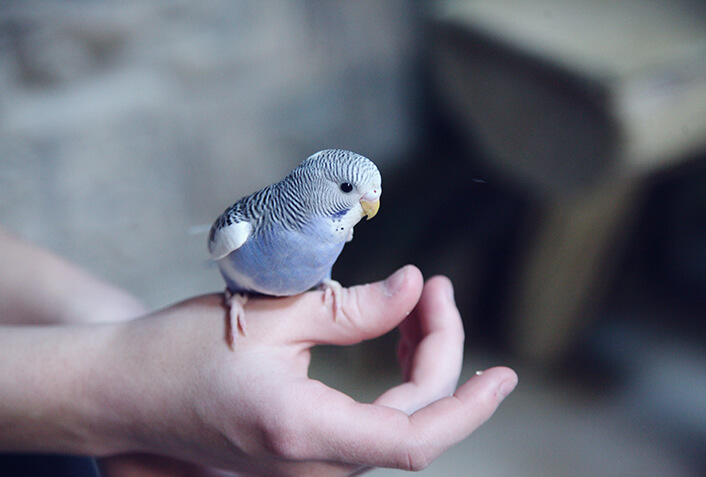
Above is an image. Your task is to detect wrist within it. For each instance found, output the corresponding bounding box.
[85,306,221,460]
[0,323,128,455]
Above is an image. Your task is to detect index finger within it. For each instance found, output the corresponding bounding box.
[243,265,425,346]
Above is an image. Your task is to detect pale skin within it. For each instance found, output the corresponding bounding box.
[0,227,518,476]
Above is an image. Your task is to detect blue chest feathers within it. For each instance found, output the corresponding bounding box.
[217,219,346,296]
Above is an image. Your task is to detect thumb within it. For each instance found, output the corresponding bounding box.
[247,265,424,346]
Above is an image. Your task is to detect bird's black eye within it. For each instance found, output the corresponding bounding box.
[339,182,354,193]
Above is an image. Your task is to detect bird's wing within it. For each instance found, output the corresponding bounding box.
[208,217,253,261]
[209,184,276,261]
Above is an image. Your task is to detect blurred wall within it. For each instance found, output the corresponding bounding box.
[0,1,420,307]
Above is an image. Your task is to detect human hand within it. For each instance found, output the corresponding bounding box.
[92,266,516,476]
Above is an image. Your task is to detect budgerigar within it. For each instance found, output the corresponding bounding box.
[208,149,382,347]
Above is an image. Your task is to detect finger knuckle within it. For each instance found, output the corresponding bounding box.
[397,441,433,471]
[391,423,438,472]
[261,416,306,460]
[338,288,363,329]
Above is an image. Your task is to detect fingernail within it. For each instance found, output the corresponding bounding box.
[446,279,456,302]
[497,378,517,402]
[475,370,484,376]
[384,267,407,296]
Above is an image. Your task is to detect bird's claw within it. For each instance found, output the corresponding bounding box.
[321,279,343,321]
[224,289,249,349]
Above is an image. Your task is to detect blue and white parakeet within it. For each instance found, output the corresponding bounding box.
[208,149,381,347]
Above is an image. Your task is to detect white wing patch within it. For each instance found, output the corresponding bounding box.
[209,220,253,261]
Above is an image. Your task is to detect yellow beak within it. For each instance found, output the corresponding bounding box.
[360,198,380,220]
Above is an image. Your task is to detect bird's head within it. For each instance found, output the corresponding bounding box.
[292,149,382,222]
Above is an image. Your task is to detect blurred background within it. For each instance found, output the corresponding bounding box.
[1,1,705,476]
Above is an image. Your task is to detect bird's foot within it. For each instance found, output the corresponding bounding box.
[320,279,343,321]
[224,289,249,349]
